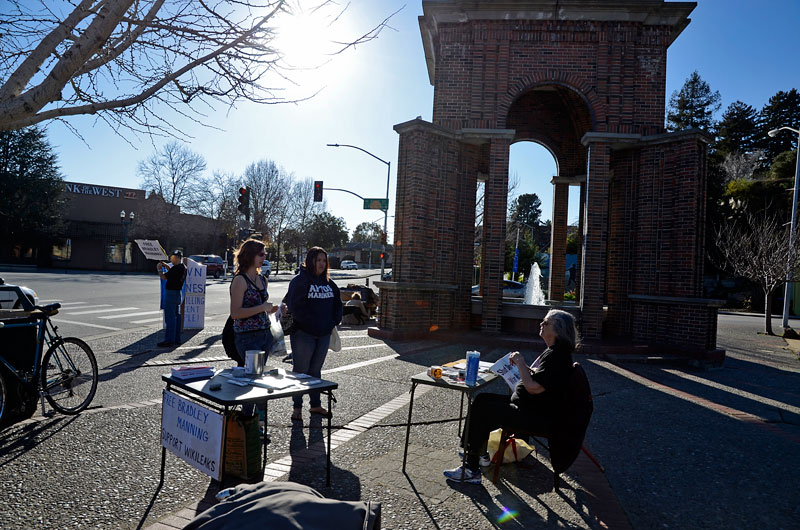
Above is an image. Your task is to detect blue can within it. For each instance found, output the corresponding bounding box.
[465,350,480,386]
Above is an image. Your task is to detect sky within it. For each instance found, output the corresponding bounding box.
[41,0,800,241]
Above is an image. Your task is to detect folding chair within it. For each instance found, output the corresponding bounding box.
[491,362,602,490]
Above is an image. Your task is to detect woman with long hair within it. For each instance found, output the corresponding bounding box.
[286,246,342,422]
[229,239,277,360]
[443,309,579,484]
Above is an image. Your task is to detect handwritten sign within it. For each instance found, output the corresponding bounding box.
[135,239,168,261]
[161,390,224,480]
[183,258,206,329]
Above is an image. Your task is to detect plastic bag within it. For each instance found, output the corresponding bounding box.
[486,428,534,463]
[329,327,342,352]
[269,313,287,356]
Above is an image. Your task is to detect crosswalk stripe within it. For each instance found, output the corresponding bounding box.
[59,304,113,312]
[99,310,161,320]
[51,318,122,331]
[57,302,86,305]
[131,317,164,324]
[66,306,138,316]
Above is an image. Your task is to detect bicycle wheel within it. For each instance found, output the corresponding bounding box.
[41,337,98,415]
[0,367,7,428]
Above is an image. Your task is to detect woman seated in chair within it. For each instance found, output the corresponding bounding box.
[341,292,370,325]
[443,309,578,484]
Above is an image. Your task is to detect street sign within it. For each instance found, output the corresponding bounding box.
[363,198,389,210]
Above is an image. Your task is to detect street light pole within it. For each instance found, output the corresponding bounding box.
[768,126,800,331]
[327,143,391,279]
[120,210,135,275]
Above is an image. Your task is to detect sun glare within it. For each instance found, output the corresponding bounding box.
[274,5,344,70]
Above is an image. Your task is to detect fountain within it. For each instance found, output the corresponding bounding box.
[523,262,545,305]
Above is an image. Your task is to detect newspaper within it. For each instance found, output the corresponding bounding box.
[489,353,521,391]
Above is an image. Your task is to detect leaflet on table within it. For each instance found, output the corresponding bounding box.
[452,360,494,372]
[489,353,521,391]
[219,370,319,389]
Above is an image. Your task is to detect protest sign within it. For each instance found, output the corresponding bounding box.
[135,239,168,261]
[161,390,224,480]
[183,258,206,329]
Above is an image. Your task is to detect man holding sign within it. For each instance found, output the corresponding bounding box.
[157,250,187,347]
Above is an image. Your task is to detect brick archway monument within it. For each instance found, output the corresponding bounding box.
[375,0,723,361]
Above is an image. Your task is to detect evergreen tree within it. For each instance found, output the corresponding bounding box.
[0,127,65,256]
[715,100,759,156]
[758,89,800,162]
[666,70,721,132]
[508,193,543,229]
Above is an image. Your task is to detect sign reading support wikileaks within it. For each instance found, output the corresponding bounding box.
[135,239,168,261]
[161,390,223,480]
[183,258,206,329]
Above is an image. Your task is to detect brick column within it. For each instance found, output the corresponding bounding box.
[548,179,569,302]
[575,181,586,301]
[481,138,510,333]
[580,142,611,340]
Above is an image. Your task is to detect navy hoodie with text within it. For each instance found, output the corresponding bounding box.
[286,268,343,337]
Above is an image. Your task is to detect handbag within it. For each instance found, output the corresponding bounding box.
[329,326,342,352]
[222,316,244,366]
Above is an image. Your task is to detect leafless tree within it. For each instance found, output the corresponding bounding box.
[713,211,800,335]
[138,140,206,207]
[721,149,764,183]
[286,177,323,263]
[0,0,394,135]
[242,158,290,241]
[190,170,239,239]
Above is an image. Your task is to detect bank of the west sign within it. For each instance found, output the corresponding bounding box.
[65,182,137,199]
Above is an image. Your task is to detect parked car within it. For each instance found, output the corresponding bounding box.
[340,260,358,270]
[0,278,39,309]
[188,254,225,279]
[262,260,271,277]
[382,270,392,281]
[471,279,526,298]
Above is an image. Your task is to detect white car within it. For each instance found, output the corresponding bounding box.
[262,260,271,277]
[340,260,358,270]
[0,278,39,309]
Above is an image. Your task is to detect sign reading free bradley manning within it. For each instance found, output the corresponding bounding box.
[161,390,224,480]
[135,239,168,261]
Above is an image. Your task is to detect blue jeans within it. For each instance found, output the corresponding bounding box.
[234,329,273,360]
[234,329,272,416]
[290,329,330,409]
[163,289,182,343]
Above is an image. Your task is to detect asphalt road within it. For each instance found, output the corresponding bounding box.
[0,269,383,339]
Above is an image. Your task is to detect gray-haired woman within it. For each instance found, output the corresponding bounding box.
[443,309,579,484]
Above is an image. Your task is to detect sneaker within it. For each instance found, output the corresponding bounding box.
[282,353,293,363]
[458,450,492,467]
[443,464,482,484]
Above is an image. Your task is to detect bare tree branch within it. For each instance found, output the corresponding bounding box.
[0,0,394,133]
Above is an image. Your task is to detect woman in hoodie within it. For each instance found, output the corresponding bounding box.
[286,246,342,421]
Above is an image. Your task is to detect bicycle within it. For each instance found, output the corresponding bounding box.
[0,294,98,428]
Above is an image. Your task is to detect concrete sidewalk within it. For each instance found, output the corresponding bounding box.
[145,316,800,529]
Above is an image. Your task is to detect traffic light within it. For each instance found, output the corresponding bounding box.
[381,231,387,244]
[379,252,385,260]
[313,181,323,202]
[237,186,250,220]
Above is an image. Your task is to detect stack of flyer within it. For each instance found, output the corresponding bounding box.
[171,365,214,380]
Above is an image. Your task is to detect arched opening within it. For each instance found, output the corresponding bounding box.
[507,141,557,298]
[501,84,594,304]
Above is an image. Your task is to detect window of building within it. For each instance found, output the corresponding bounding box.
[52,239,72,261]
[105,242,131,264]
